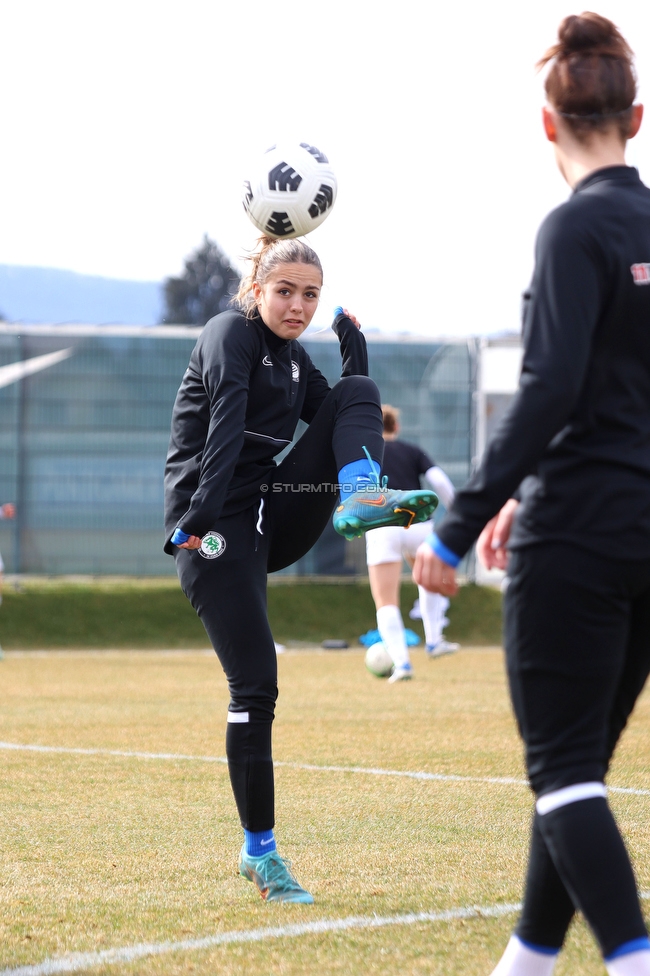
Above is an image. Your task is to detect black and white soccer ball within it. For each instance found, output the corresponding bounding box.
[364,641,394,678]
[242,143,337,239]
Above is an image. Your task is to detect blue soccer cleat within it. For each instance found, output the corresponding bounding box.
[239,846,314,904]
[333,478,438,541]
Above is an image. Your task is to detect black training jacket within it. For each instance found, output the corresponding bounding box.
[438,166,650,561]
[382,440,434,491]
[164,309,368,551]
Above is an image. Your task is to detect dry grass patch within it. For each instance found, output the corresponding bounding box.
[1,648,649,975]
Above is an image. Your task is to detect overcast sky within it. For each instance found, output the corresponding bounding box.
[1,0,649,336]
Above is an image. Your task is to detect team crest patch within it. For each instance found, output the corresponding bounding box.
[200,531,226,559]
[291,360,300,382]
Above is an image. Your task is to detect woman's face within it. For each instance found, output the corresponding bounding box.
[253,262,322,340]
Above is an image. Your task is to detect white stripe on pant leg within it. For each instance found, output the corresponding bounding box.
[227,712,249,724]
[536,782,607,815]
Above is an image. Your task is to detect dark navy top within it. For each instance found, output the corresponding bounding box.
[382,440,434,491]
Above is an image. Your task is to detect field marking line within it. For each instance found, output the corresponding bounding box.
[0,742,228,765]
[1,741,649,797]
[0,901,522,976]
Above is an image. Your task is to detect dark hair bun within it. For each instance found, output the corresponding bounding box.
[557,12,628,58]
[538,12,636,135]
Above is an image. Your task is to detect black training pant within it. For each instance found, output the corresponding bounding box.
[175,376,383,831]
[505,542,650,954]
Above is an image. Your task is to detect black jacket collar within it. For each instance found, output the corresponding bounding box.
[252,310,290,353]
[574,165,640,194]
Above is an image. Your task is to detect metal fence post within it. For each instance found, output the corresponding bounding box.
[13,334,26,575]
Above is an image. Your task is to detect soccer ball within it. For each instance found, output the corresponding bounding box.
[364,641,394,678]
[242,143,337,239]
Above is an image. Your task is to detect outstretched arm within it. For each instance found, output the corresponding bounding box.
[301,308,368,423]
[432,208,603,565]
[332,307,368,377]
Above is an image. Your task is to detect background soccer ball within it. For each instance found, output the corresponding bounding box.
[364,641,394,678]
[243,143,337,239]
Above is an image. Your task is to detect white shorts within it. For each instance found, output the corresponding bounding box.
[365,520,433,567]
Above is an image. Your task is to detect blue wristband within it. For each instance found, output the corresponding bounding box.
[171,528,190,545]
[426,532,462,568]
[334,306,344,317]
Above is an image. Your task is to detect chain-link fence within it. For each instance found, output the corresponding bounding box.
[0,326,477,576]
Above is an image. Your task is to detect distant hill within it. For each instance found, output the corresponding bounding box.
[0,265,163,325]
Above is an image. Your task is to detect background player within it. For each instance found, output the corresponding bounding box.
[366,405,458,682]
[414,14,650,975]
[165,237,435,904]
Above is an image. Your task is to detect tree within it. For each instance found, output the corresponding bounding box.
[162,235,241,325]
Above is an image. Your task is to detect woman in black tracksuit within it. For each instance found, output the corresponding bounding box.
[414,14,650,976]
[164,237,434,904]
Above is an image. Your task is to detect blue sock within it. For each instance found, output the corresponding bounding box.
[605,936,650,961]
[338,455,380,501]
[244,828,276,857]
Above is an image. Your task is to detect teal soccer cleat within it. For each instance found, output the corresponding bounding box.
[239,846,314,904]
[333,479,438,541]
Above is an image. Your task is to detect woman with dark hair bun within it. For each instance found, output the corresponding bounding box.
[414,12,650,976]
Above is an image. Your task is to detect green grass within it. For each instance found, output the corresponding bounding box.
[1,647,649,975]
[0,581,503,649]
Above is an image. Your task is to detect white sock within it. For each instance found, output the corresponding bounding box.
[490,936,558,976]
[607,950,650,975]
[417,587,449,646]
[376,604,410,669]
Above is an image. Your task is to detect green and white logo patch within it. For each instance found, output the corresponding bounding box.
[199,531,226,559]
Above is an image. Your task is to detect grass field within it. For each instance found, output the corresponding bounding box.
[2,646,650,975]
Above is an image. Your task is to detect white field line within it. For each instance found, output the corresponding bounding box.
[3,888,650,976]
[0,742,228,765]
[0,742,650,796]
[0,902,523,976]
[1,741,649,797]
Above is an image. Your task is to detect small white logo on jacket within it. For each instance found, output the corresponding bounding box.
[631,263,650,285]
[291,361,300,382]
[262,356,273,366]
